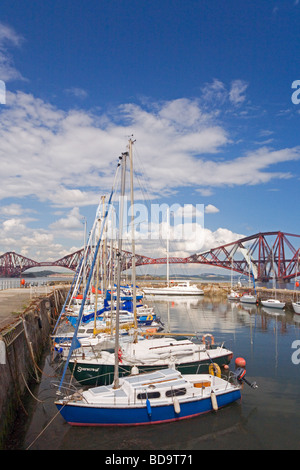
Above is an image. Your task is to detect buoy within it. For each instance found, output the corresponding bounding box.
[20,279,25,286]
[223,364,229,370]
[235,357,246,368]
[211,391,218,411]
[296,281,299,288]
[173,397,181,414]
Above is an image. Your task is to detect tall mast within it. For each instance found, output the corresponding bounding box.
[113,152,127,389]
[129,137,138,338]
[167,207,170,287]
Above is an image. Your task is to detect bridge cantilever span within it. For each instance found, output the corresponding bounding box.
[1,231,299,281]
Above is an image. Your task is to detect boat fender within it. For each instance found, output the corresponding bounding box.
[54,343,63,354]
[173,397,181,414]
[208,363,221,378]
[202,334,215,346]
[235,357,246,368]
[211,391,218,411]
[146,398,152,417]
[168,356,176,369]
[131,365,139,375]
[118,348,123,363]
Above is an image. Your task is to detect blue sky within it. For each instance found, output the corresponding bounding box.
[0,0,300,267]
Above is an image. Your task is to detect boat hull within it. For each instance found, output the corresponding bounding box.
[261,300,285,309]
[292,302,300,314]
[240,296,257,304]
[56,388,241,426]
[68,352,233,386]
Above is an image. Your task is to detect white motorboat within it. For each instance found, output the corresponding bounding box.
[143,280,204,296]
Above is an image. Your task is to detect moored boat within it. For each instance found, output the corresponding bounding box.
[227,290,241,301]
[143,280,204,296]
[261,298,285,309]
[240,293,257,304]
[55,366,256,427]
[292,301,300,314]
[67,335,234,386]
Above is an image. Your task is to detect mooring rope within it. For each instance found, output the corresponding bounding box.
[26,402,68,450]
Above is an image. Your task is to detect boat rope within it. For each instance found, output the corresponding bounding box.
[20,370,44,404]
[26,402,68,450]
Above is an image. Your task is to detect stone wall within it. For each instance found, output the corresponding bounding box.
[0,287,67,449]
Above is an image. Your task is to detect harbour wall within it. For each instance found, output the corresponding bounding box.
[0,286,68,449]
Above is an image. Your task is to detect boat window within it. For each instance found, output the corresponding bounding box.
[166,388,187,397]
[137,391,160,400]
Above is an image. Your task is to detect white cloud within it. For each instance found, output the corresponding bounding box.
[0,203,35,217]
[201,79,228,106]
[2,90,297,210]
[0,22,25,81]
[229,80,248,105]
[65,87,88,99]
[132,225,244,260]
[205,204,219,214]
[49,207,86,240]
[201,78,248,108]
[1,89,299,260]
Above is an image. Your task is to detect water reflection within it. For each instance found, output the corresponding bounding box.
[22,294,300,450]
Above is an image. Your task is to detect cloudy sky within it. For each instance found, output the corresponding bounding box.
[0,0,300,269]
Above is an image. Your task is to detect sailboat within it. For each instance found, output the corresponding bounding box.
[143,209,204,296]
[240,256,257,305]
[292,299,300,315]
[55,141,257,426]
[292,259,300,314]
[67,335,234,386]
[55,365,256,426]
[227,257,241,300]
[261,250,285,310]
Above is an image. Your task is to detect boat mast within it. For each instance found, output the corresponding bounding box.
[113,151,127,389]
[167,207,170,287]
[129,137,138,339]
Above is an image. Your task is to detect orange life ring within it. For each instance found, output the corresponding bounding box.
[202,334,215,346]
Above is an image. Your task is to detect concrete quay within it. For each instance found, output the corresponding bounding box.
[0,286,61,332]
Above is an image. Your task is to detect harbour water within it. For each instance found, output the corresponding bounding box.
[20,294,300,451]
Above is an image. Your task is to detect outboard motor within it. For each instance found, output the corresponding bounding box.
[234,367,258,389]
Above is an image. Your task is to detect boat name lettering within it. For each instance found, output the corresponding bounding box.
[77,366,100,373]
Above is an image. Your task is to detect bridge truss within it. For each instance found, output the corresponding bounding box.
[1,231,300,282]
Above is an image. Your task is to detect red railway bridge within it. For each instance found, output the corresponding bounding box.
[1,231,300,282]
